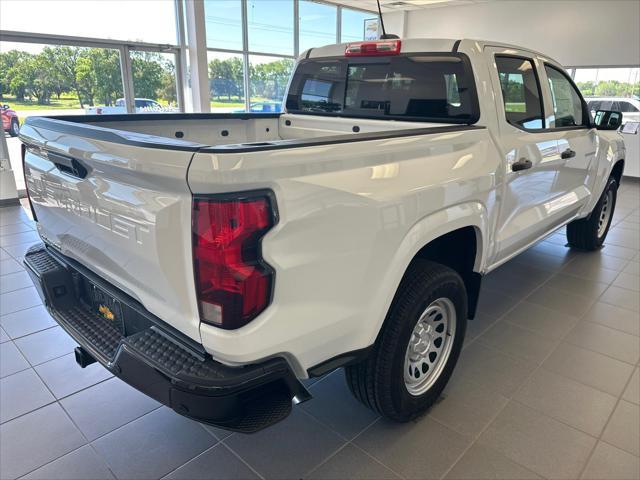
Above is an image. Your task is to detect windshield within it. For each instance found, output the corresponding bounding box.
[286,53,479,123]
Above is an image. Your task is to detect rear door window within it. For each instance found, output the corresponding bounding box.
[286,54,479,123]
[495,56,544,130]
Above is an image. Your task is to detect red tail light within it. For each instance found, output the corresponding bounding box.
[345,40,401,57]
[192,192,276,330]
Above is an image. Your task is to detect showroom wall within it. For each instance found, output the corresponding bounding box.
[402,0,640,67]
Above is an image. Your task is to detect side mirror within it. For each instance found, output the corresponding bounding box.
[0,104,8,110]
[594,110,623,130]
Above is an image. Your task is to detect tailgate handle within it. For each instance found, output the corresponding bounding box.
[49,152,89,179]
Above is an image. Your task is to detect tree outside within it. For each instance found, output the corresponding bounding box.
[0,46,177,110]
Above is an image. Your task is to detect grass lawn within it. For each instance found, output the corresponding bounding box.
[2,94,82,111]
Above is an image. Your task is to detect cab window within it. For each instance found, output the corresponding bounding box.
[544,65,587,128]
[495,56,544,129]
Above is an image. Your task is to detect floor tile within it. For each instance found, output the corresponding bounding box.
[475,288,520,320]
[0,271,33,294]
[92,407,216,480]
[0,286,41,316]
[501,301,579,338]
[0,222,34,235]
[302,369,379,440]
[0,403,86,480]
[513,249,574,272]
[164,444,259,480]
[14,326,77,365]
[581,441,640,480]
[428,374,508,437]
[0,258,24,275]
[599,285,640,312]
[582,301,640,336]
[0,230,40,248]
[614,271,640,291]
[526,285,595,317]
[354,416,471,480]
[544,272,609,297]
[225,409,345,479]
[0,305,56,339]
[35,352,112,399]
[478,402,596,480]
[477,320,558,365]
[514,369,617,436]
[0,325,9,343]
[456,342,537,397]
[23,445,115,480]
[61,377,160,441]
[561,261,620,283]
[2,242,36,261]
[543,343,635,397]
[599,243,638,260]
[0,341,30,378]
[306,444,400,480]
[622,261,640,277]
[444,444,542,480]
[602,400,640,456]
[622,368,639,405]
[565,321,640,364]
[0,368,55,423]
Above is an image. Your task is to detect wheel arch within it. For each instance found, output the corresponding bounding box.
[367,202,488,350]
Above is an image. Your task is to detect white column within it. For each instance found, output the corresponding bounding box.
[0,124,19,205]
[184,0,211,112]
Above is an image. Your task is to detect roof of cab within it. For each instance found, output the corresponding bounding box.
[304,38,556,65]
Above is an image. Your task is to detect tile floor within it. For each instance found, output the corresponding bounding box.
[1,182,639,480]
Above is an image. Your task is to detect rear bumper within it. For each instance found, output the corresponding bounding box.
[24,243,308,433]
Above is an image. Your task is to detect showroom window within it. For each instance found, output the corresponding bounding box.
[204,0,244,51]
[0,0,178,44]
[341,8,375,43]
[495,56,544,129]
[299,1,337,53]
[545,64,587,128]
[249,55,295,112]
[208,51,246,112]
[247,0,295,55]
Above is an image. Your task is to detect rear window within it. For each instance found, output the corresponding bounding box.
[285,54,479,124]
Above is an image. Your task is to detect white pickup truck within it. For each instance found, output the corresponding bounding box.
[19,38,625,433]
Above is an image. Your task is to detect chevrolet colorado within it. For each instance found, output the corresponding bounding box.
[19,38,625,432]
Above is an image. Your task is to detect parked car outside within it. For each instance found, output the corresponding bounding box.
[86,98,178,115]
[586,97,640,124]
[1,104,20,136]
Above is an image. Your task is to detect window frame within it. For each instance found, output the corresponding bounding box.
[494,54,546,132]
[542,62,592,131]
[284,52,481,125]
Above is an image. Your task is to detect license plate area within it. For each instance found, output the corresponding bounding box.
[89,283,125,335]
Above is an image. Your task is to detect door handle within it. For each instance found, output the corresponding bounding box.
[512,158,532,172]
[561,148,576,159]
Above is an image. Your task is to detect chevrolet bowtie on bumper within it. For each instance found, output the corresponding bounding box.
[23,243,310,433]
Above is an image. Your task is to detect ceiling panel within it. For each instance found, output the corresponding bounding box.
[326,0,489,12]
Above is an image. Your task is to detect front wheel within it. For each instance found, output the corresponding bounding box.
[345,260,467,422]
[567,177,618,251]
[9,118,19,137]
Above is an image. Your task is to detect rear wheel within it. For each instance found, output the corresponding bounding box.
[345,260,466,421]
[567,177,618,251]
[9,118,19,137]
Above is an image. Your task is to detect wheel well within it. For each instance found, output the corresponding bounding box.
[413,226,481,319]
[611,160,625,185]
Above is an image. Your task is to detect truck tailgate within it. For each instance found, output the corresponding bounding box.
[20,119,203,342]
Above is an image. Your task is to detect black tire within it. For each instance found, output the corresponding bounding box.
[567,177,618,251]
[345,260,467,422]
[9,118,19,137]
